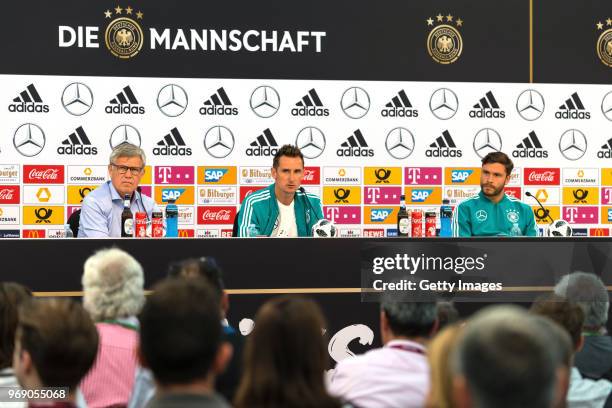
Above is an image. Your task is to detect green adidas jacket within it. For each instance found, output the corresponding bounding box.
[237,184,324,237]
[452,191,538,237]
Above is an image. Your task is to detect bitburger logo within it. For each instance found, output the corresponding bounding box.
[104,6,144,59]
[426,13,463,64]
[595,17,612,67]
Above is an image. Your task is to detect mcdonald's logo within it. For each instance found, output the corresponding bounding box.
[178,229,195,238]
[589,228,610,237]
[22,229,46,239]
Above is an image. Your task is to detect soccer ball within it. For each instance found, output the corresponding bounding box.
[548,219,572,237]
[312,219,338,238]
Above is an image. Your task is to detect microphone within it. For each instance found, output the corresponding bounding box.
[299,187,320,231]
[525,191,554,225]
[136,186,151,223]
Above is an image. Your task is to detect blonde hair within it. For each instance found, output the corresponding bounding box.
[426,323,463,408]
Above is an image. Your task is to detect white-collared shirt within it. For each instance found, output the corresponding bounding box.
[328,339,429,408]
[567,367,612,408]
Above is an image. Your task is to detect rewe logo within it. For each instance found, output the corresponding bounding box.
[411,189,432,202]
[370,208,393,222]
[9,84,49,113]
[205,169,228,182]
[57,126,98,155]
[153,128,192,156]
[200,87,238,116]
[161,188,185,202]
[469,91,505,118]
[598,138,612,159]
[512,131,548,158]
[381,90,418,118]
[426,130,462,157]
[451,170,473,183]
[556,92,590,119]
[246,129,279,156]
[291,88,329,117]
[337,130,374,157]
[105,86,145,114]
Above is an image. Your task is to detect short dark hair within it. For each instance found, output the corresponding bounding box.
[139,278,222,386]
[530,294,585,349]
[0,283,31,369]
[272,144,304,169]
[167,256,225,296]
[381,300,437,338]
[17,298,98,389]
[481,151,514,176]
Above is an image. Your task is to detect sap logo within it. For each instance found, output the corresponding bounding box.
[371,209,393,222]
[162,189,185,201]
[451,170,473,183]
[204,169,228,182]
[411,189,432,202]
[608,209,612,222]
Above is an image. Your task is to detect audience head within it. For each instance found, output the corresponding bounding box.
[380,299,438,344]
[553,271,609,331]
[235,296,340,408]
[13,298,98,392]
[426,323,463,408]
[453,305,557,408]
[0,282,31,369]
[139,278,230,388]
[530,294,585,352]
[82,247,145,321]
[436,301,460,330]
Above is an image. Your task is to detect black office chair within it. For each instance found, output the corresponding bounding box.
[67,209,81,238]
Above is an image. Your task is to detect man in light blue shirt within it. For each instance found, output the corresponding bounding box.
[78,143,158,237]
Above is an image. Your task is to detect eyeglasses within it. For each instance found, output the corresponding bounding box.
[110,163,143,176]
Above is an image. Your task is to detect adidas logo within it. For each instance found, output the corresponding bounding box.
[199,87,238,116]
[105,86,145,114]
[291,89,329,117]
[556,92,590,119]
[245,129,279,156]
[57,126,97,155]
[425,130,463,158]
[598,138,612,158]
[8,84,49,113]
[469,91,505,118]
[512,131,548,158]
[153,128,192,156]
[337,129,374,157]
[380,90,418,118]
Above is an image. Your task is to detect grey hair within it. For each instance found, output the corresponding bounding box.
[109,143,146,166]
[453,305,557,408]
[381,298,437,337]
[82,247,145,321]
[554,271,609,329]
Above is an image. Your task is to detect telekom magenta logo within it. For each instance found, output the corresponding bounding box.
[602,188,612,205]
[404,167,442,185]
[562,206,598,224]
[324,206,361,224]
[155,166,194,184]
[364,187,402,205]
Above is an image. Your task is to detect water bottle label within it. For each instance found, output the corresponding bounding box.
[399,218,410,234]
[123,219,134,235]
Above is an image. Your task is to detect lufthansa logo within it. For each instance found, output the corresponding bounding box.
[559,129,587,161]
[429,88,458,120]
[295,127,326,159]
[13,123,45,157]
[385,127,415,159]
[61,82,93,116]
[109,124,141,148]
[475,210,487,222]
[204,126,235,159]
[426,14,463,64]
[473,128,502,158]
[104,7,144,59]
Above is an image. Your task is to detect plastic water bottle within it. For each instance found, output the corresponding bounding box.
[64,224,74,238]
[165,199,178,238]
[510,223,522,236]
[439,199,453,237]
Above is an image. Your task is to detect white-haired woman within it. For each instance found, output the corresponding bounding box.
[80,247,145,408]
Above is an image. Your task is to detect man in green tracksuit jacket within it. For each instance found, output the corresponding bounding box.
[237,145,323,237]
[452,152,538,237]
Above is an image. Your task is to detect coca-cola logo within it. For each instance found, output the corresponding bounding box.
[202,210,231,221]
[197,206,237,225]
[0,186,19,204]
[301,167,320,185]
[23,166,64,184]
[524,168,559,185]
[0,189,14,200]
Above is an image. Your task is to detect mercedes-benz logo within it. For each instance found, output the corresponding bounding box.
[61,82,93,116]
[516,89,545,121]
[473,128,502,158]
[475,210,488,222]
[204,126,235,158]
[250,85,280,118]
[157,84,188,117]
[385,127,415,159]
[559,129,587,161]
[340,87,370,119]
[602,91,612,121]
[109,125,141,148]
[429,88,458,120]
[295,127,325,159]
[13,123,45,157]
